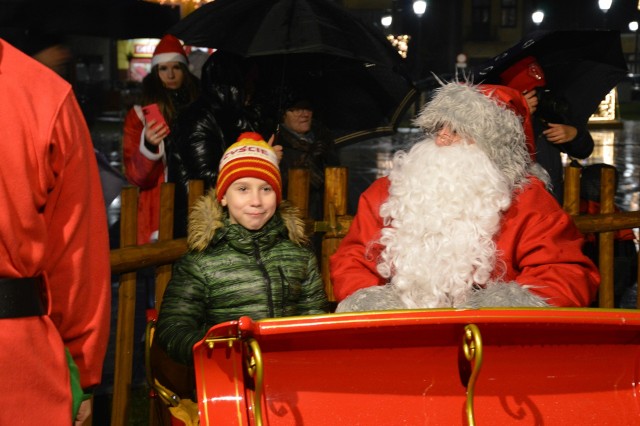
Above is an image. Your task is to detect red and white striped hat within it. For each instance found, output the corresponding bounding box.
[216,132,282,204]
[151,34,188,67]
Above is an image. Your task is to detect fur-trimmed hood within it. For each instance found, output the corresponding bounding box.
[187,190,309,252]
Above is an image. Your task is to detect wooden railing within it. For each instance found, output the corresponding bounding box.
[564,165,640,309]
[107,165,638,425]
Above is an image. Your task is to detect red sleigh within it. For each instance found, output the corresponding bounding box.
[192,308,640,425]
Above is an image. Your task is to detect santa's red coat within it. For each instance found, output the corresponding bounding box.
[330,176,600,307]
[0,39,111,423]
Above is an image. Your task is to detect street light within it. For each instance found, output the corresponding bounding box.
[630,21,639,74]
[413,0,427,113]
[381,14,392,29]
[413,0,427,18]
[532,10,544,26]
[599,0,612,11]
[599,0,612,28]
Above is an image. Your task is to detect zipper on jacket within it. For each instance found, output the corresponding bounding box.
[253,240,274,317]
[278,266,288,315]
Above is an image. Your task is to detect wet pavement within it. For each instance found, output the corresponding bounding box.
[588,121,640,211]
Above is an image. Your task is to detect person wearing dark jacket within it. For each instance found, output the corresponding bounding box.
[501,56,594,204]
[275,96,340,221]
[168,51,270,237]
[157,133,329,365]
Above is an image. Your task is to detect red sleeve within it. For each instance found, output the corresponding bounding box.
[330,178,389,301]
[498,179,600,307]
[46,92,111,388]
[122,108,164,189]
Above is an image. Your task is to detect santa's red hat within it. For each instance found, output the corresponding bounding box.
[499,56,546,93]
[152,34,188,67]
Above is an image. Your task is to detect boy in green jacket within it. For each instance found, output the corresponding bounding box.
[157,132,329,365]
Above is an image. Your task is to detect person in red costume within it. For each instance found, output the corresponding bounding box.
[122,34,199,245]
[0,38,111,424]
[330,82,599,312]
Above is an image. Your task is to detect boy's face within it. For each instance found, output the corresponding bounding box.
[221,177,277,230]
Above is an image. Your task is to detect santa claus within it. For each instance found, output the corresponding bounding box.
[330,82,600,312]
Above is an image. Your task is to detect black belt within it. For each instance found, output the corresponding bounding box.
[0,277,46,318]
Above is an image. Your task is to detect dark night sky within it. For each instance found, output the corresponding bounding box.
[532,1,640,32]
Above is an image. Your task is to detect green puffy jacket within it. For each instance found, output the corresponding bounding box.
[157,191,329,365]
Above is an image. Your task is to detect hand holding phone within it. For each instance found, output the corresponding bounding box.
[142,103,169,134]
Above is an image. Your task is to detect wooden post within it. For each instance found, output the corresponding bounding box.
[111,187,138,426]
[321,167,352,302]
[598,168,615,308]
[188,179,205,211]
[287,168,310,219]
[323,167,348,219]
[156,183,175,311]
[563,165,581,215]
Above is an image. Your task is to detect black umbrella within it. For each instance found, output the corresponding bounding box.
[169,0,403,66]
[169,0,417,145]
[471,30,628,125]
[0,0,180,39]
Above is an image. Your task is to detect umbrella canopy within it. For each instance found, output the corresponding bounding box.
[248,53,417,145]
[169,0,403,67]
[471,30,628,125]
[169,0,417,145]
[0,0,180,39]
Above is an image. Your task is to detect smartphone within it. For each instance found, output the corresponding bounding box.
[142,103,169,133]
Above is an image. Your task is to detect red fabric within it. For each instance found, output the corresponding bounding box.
[151,34,188,67]
[0,39,111,424]
[330,176,600,307]
[499,56,547,93]
[123,108,166,244]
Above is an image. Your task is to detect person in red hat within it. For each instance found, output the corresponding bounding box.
[156,132,328,365]
[122,34,200,246]
[330,82,599,312]
[500,56,594,204]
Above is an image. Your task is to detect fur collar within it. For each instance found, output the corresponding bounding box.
[187,190,308,252]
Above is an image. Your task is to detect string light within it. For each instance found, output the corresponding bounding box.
[387,35,410,58]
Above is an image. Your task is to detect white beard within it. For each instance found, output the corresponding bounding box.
[376,138,513,309]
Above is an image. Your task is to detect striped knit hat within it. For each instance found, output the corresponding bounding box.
[152,34,188,67]
[216,132,282,204]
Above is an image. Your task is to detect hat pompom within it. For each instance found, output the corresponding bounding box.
[216,133,282,204]
[152,34,188,67]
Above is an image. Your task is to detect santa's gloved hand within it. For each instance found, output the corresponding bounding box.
[461,281,550,309]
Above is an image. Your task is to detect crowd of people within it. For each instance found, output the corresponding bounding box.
[0,28,621,423]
